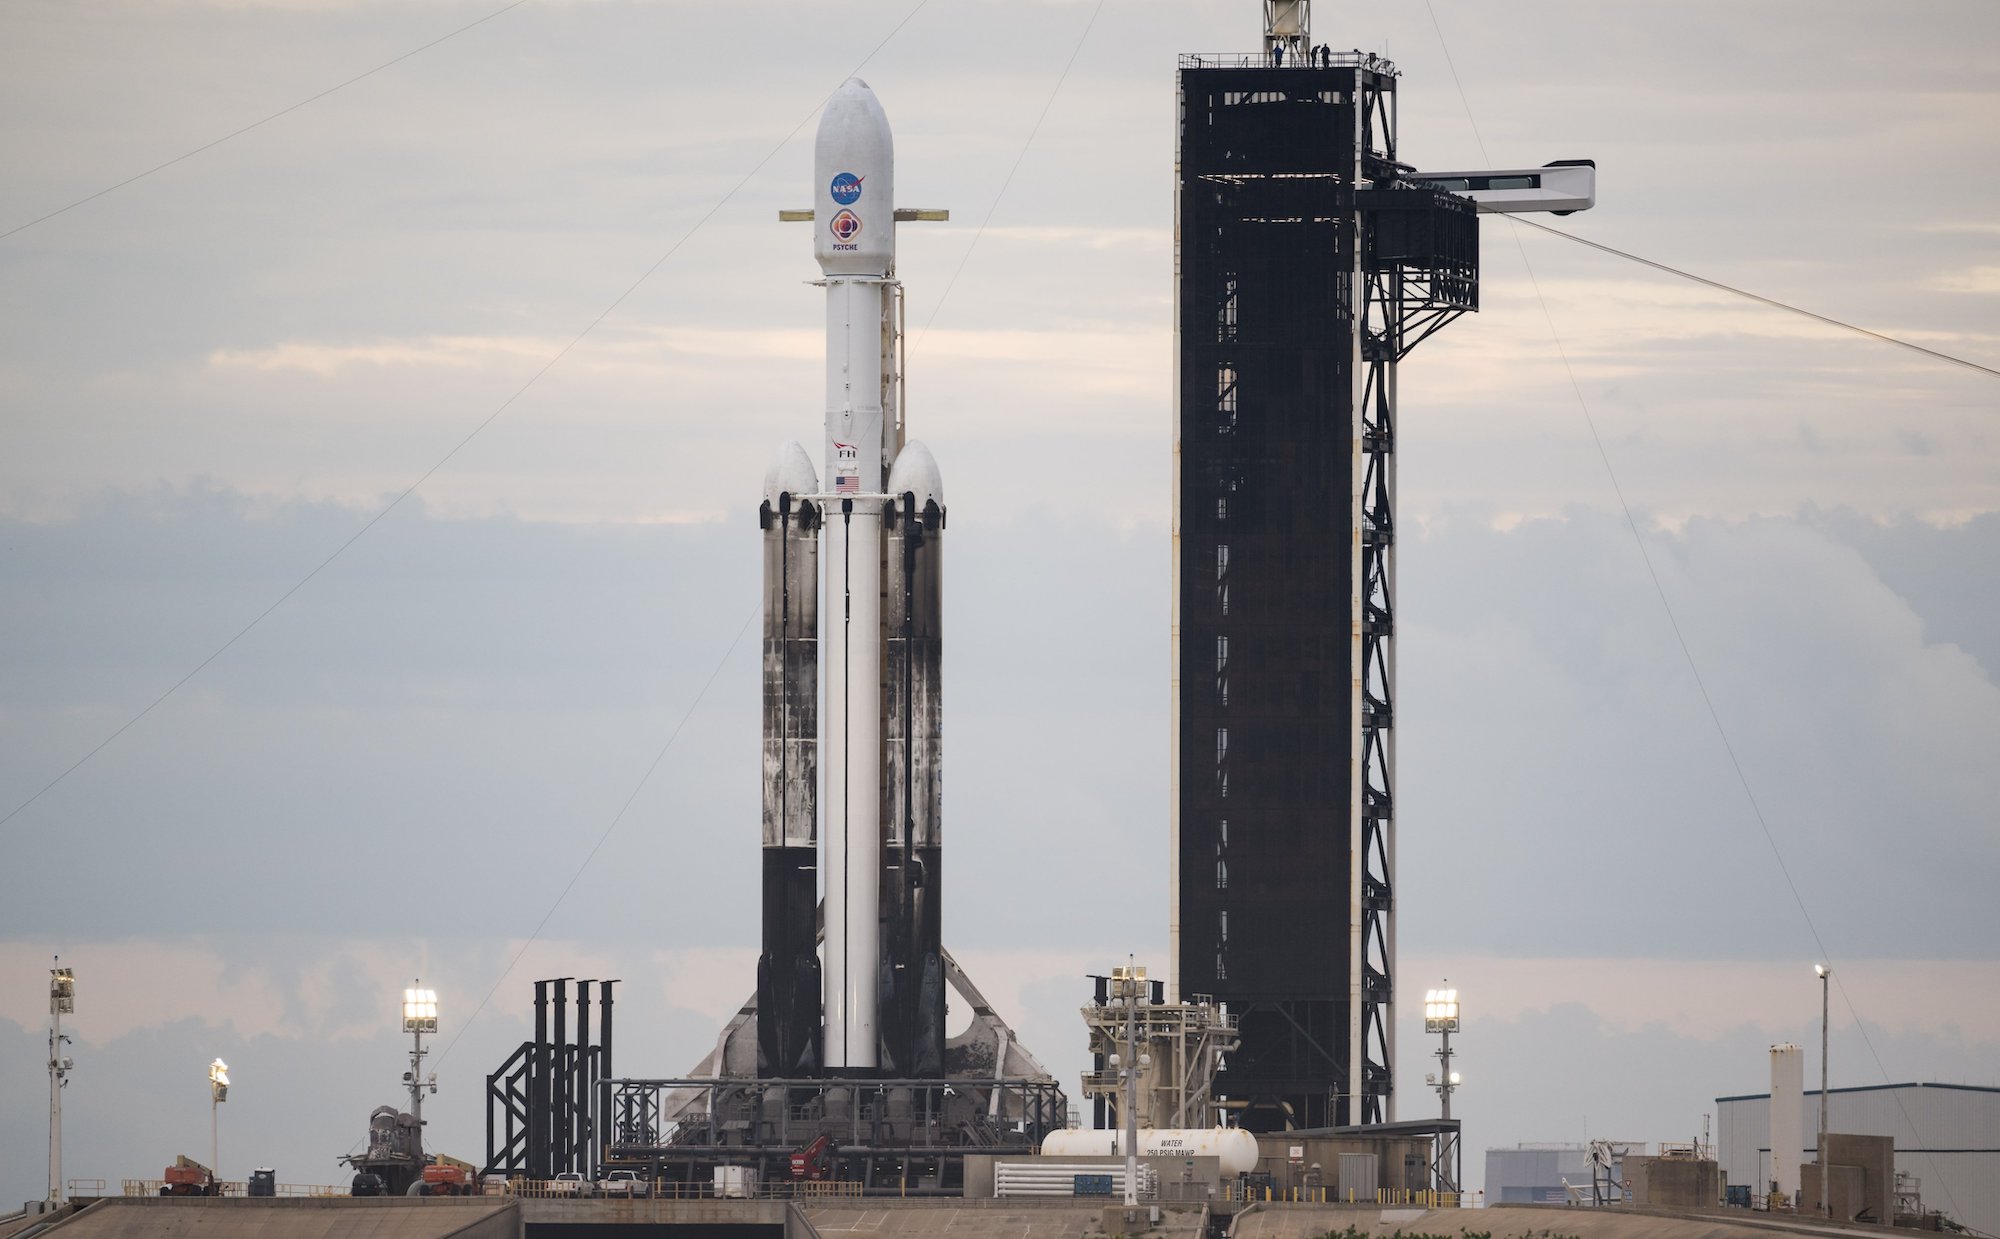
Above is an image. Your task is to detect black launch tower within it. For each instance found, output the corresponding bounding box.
[1173,47,1479,1131]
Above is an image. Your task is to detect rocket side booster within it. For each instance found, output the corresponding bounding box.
[757,442,822,1077]
[881,442,945,1077]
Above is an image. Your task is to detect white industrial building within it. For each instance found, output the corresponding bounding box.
[1485,1144,1613,1205]
[1716,1082,2000,1235]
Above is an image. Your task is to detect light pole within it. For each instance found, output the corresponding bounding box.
[208,1058,230,1184]
[1112,961,1147,1210]
[1425,985,1462,1194]
[48,961,75,1207]
[403,984,439,1159]
[1815,964,1830,1219]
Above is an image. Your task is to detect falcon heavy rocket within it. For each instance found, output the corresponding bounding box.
[756,78,946,1080]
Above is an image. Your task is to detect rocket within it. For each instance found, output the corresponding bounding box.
[758,79,946,1079]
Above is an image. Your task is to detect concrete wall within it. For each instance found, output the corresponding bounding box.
[36,1198,520,1239]
[515,1197,793,1229]
[1625,1156,1719,1209]
[1798,1133,1894,1225]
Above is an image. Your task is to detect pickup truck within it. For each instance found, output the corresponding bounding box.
[549,1172,588,1197]
[597,1169,647,1198]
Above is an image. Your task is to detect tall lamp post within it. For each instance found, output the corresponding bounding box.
[1425,986,1462,1194]
[1815,964,1830,1219]
[208,1058,230,1184]
[48,961,75,1207]
[403,985,439,1158]
[1111,961,1148,1211]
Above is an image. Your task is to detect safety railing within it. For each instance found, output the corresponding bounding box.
[65,1179,107,1197]
[503,1177,864,1201]
[122,1179,397,1199]
[788,1180,865,1199]
[125,1179,228,1197]
[1220,1183,1461,1207]
[270,1182,352,1198]
[1178,51,1400,74]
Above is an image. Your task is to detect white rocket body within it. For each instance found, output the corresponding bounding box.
[816,79,895,1071]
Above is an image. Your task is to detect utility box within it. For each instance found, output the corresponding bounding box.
[713,1165,759,1199]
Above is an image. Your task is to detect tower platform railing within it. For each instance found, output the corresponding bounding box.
[1179,51,1399,74]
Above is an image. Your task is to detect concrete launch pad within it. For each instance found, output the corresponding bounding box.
[11,1197,520,1239]
[1228,1204,1917,1239]
[16,1197,1934,1239]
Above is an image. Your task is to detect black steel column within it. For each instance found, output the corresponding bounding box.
[577,980,593,1174]
[598,981,615,1172]
[553,978,570,1172]
[530,980,550,1178]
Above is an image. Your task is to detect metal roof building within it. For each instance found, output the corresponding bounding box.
[1484,1144,1593,1205]
[1715,1082,2000,1235]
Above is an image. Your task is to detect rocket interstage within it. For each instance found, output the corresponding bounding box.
[756,78,947,1078]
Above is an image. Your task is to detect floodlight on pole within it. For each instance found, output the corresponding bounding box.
[1423,987,1459,1033]
[403,987,439,1034]
[402,982,438,1158]
[209,1058,229,1182]
[1816,965,1830,1219]
[1425,984,1462,1194]
[48,960,76,1207]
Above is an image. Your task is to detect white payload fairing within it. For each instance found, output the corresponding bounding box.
[758,79,946,1078]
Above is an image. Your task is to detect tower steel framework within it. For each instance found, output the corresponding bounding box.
[1171,50,1477,1131]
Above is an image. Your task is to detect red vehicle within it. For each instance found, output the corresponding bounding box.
[789,1135,832,1182]
[421,1164,478,1196]
[160,1156,220,1197]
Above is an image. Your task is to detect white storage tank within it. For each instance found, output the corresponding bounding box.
[1040,1128,1260,1176]
[1771,1043,1804,1199]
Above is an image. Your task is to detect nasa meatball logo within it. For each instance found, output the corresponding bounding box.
[829,208,863,249]
[829,172,864,205]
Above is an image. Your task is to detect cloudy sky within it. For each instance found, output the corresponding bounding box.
[3,0,1998,1208]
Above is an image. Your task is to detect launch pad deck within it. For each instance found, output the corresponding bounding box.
[602,1075,1067,1192]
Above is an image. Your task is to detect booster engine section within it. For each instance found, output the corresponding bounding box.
[758,442,822,1078]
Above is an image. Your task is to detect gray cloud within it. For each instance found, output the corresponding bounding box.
[1398,508,2000,963]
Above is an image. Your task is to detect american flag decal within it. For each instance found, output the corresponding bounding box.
[834,474,860,493]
